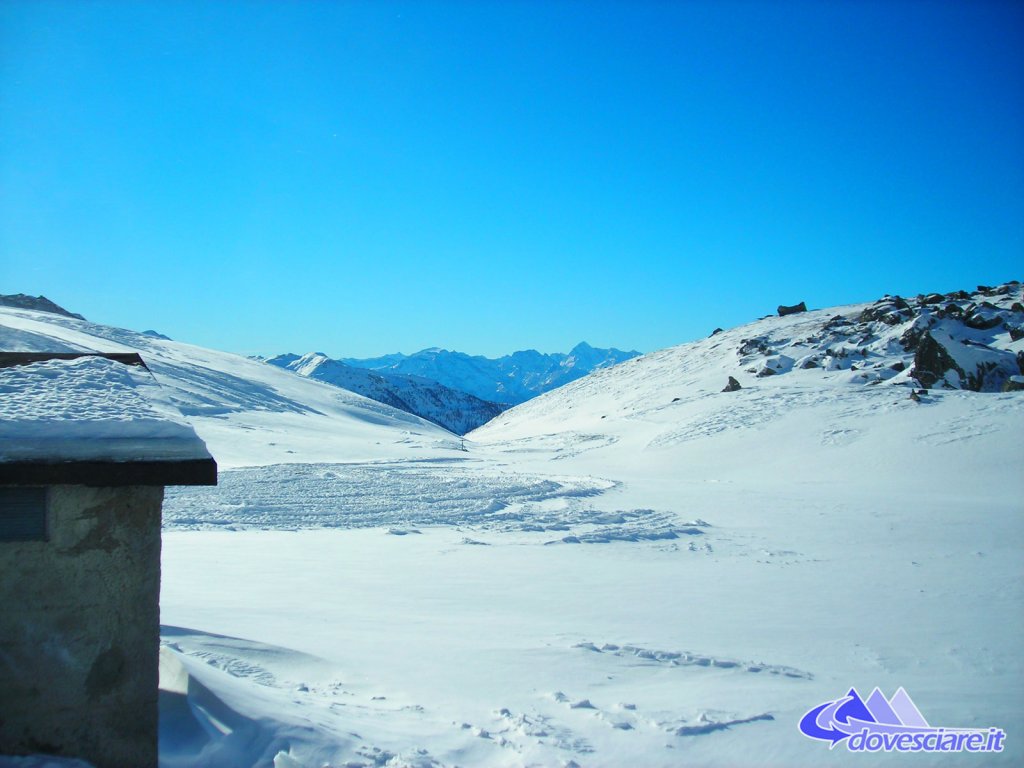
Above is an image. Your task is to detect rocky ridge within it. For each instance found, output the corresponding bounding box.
[734,281,1023,393]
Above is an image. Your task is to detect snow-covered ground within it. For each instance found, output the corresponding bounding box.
[2,287,1022,767]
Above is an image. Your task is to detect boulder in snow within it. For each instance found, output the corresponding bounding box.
[777,301,807,317]
[1002,376,1024,392]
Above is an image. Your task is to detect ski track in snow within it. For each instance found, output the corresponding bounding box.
[570,641,812,679]
[164,460,700,544]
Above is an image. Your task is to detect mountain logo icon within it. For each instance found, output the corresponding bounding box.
[798,688,1005,753]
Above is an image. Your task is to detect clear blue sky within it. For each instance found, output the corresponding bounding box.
[2,1,1022,358]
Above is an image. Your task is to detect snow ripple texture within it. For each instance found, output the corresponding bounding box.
[164,460,617,531]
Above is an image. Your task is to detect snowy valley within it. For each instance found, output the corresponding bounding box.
[0,282,1021,768]
[255,343,642,436]
[260,352,506,436]
[341,344,641,406]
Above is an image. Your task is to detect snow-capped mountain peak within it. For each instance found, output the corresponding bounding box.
[265,351,506,435]
[343,343,642,405]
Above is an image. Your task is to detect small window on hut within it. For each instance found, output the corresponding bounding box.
[0,488,48,542]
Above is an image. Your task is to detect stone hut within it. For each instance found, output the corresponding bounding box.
[0,352,216,768]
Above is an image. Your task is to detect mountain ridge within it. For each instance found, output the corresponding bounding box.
[342,342,641,405]
[0,293,85,320]
[264,351,505,435]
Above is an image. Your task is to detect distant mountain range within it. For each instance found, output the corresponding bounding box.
[342,342,642,405]
[264,352,506,435]
[0,291,639,435]
[262,343,641,434]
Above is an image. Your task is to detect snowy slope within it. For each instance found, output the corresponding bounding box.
[0,307,458,468]
[264,352,505,435]
[471,282,1024,456]
[344,342,641,405]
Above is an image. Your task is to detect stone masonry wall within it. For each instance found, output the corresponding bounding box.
[0,485,162,768]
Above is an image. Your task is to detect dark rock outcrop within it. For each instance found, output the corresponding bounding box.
[912,332,964,389]
[722,376,742,392]
[964,313,1003,331]
[899,321,931,352]
[860,301,912,325]
[777,302,807,317]
[737,338,770,357]
[0,293,84,320]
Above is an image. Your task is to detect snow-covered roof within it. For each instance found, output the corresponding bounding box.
[0,354,216,485]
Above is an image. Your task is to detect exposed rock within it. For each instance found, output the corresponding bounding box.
[940,303,963,318]
[921,293,945,305]
[982,284,1010,296]
[1009,327,1023,342]
[912,332,965,389]
[824,314,849,329]
[899,321,931,352]
[777,301,807,317]
[737,337,770,357]
[860,301,912,325]
[722,376,742,392]
[1002,376,1024,392]
[756,355,795,377]
[1010,302,1024,314]
[964,313,1003,331]
[890,361,906,372]
[0,293,85,320]
[710,328,723,336]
